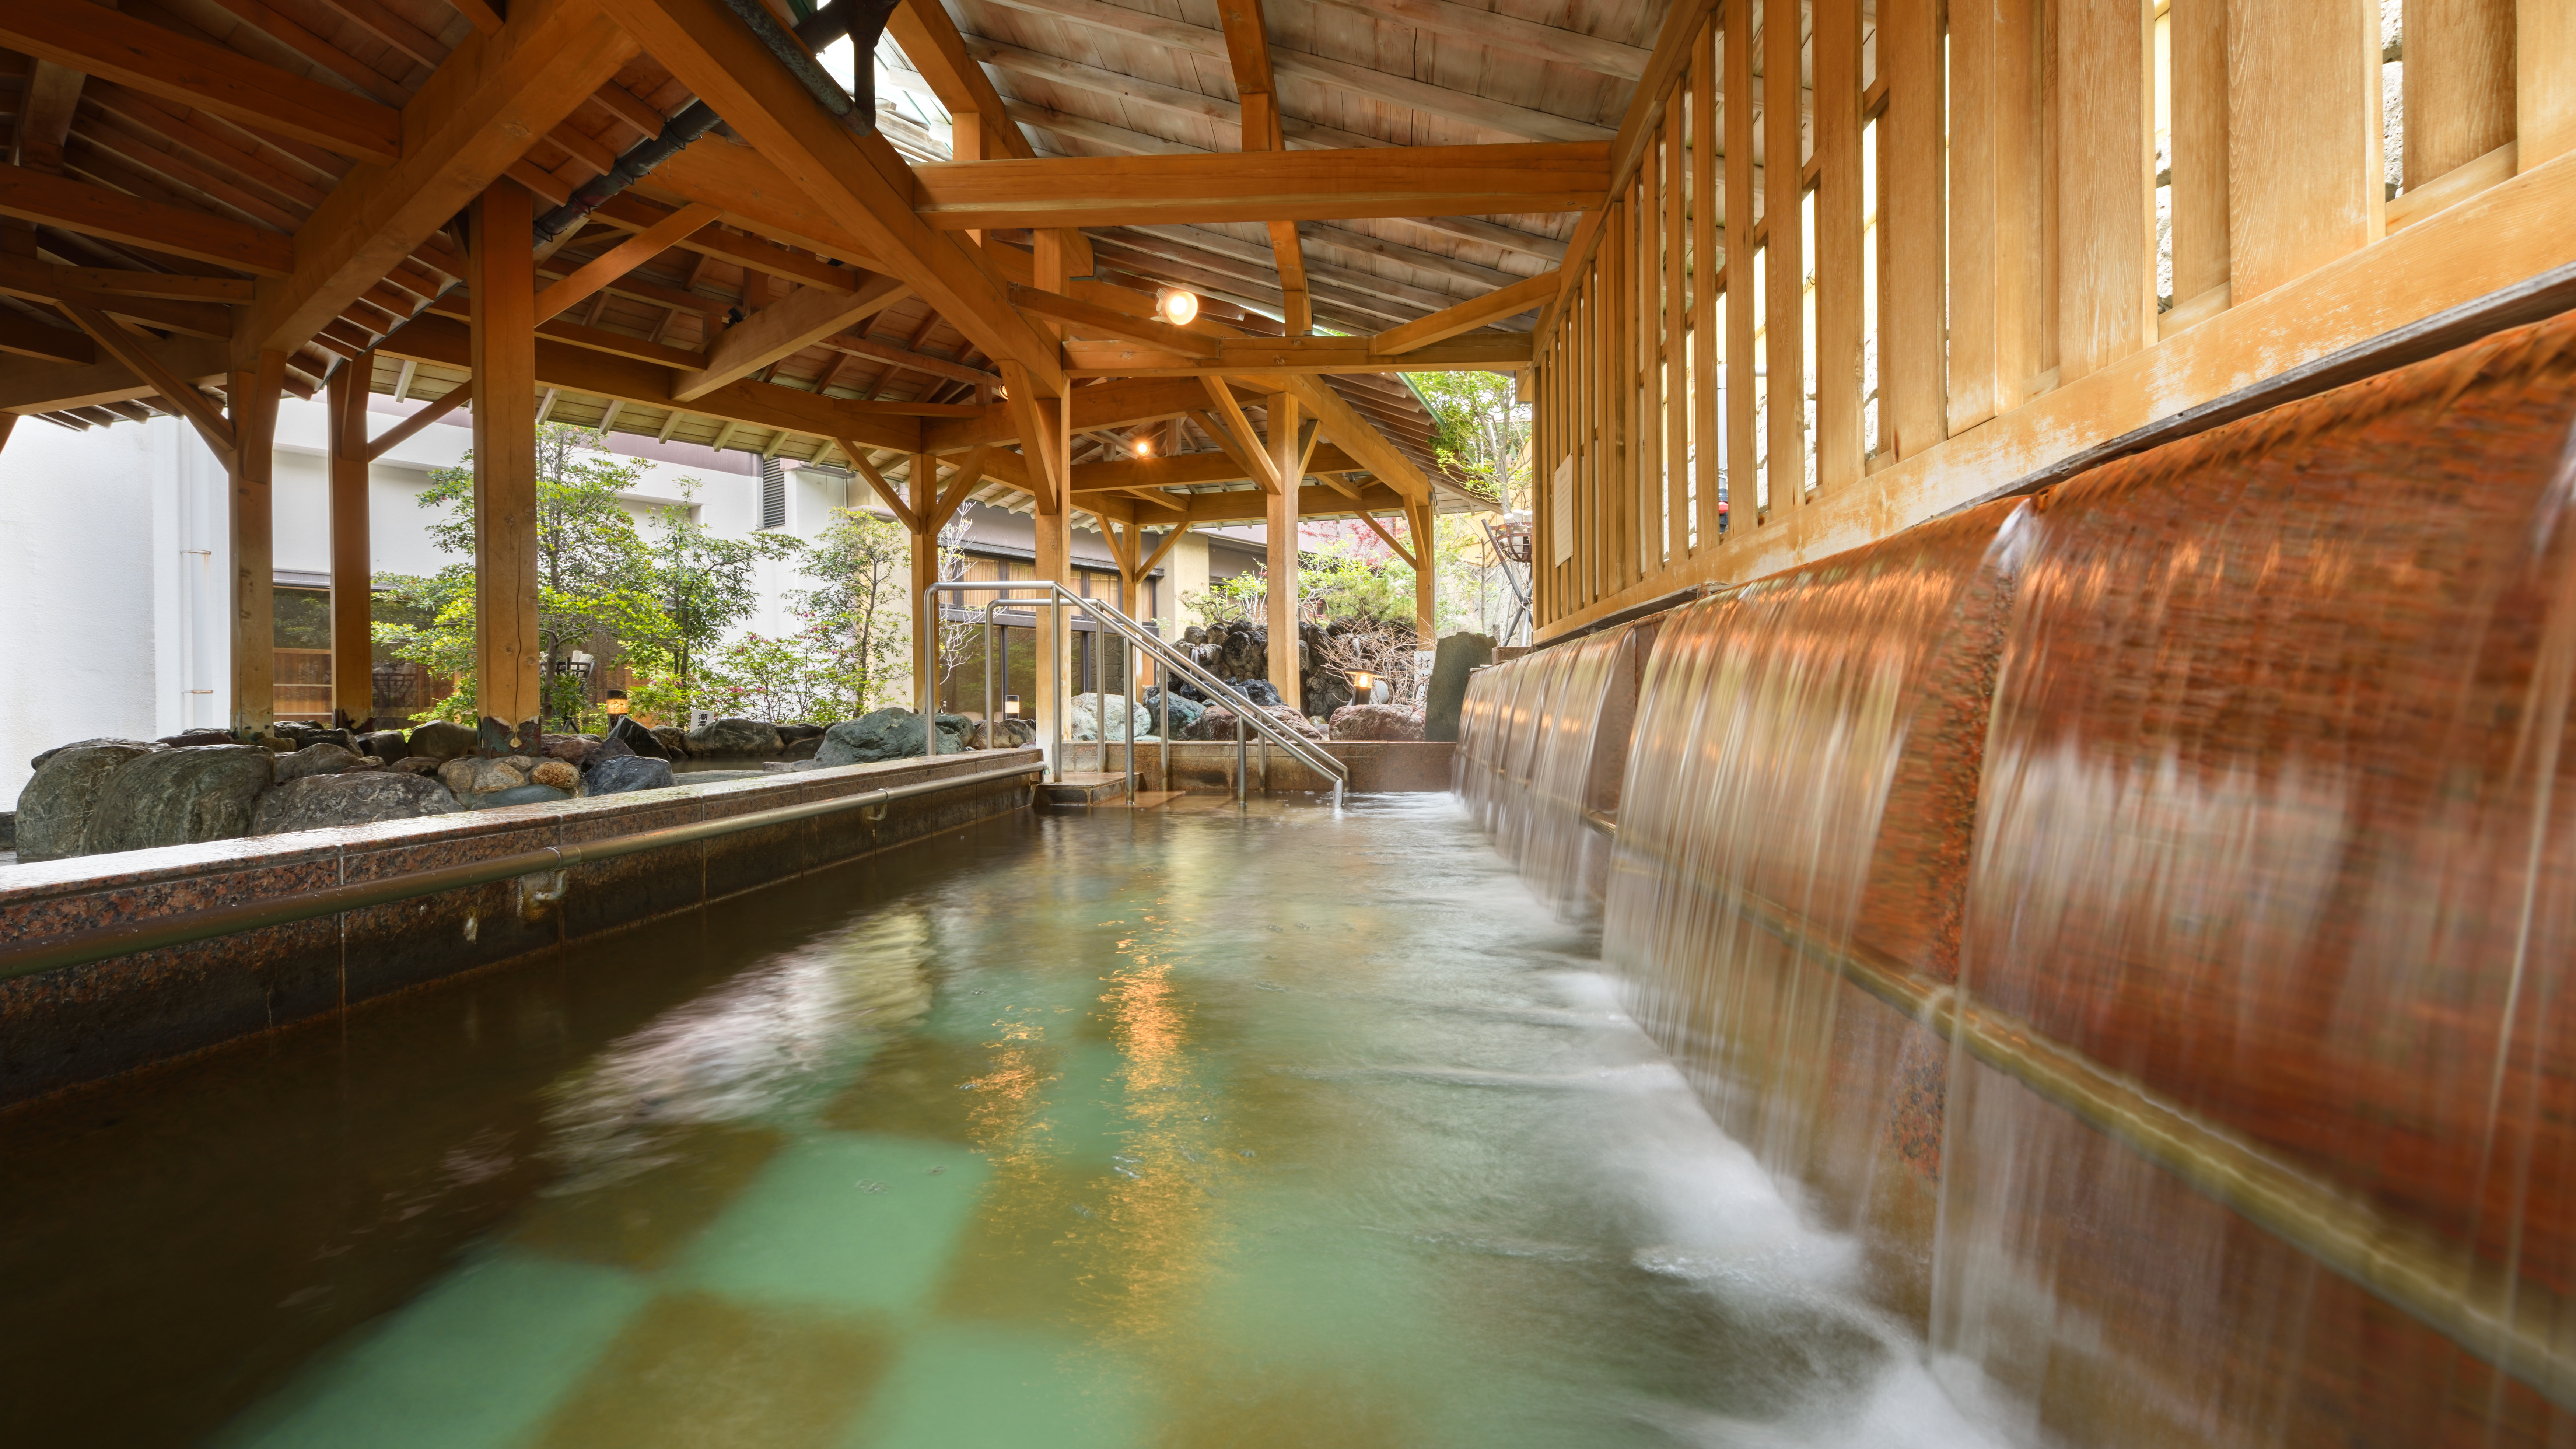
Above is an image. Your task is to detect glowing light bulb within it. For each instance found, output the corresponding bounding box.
[1157,288,1200,327]
[1134,436,1154,458]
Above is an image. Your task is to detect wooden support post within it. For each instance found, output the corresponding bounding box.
[2057,0,2156,379]
[470,179,542,750]
[1951,0,2046,424]
[1689,15,1719,547]
[227,350,284,737]
[327,352,375,728]
[911,452,941,711]
[1266,390,1302,711]
[1408,498,1435,647]
[1762,0,1804,509]
[1812,0,1863,491]
[2403,0,2514,186]
[2226,0,2383,304]
[1882,0,1945,450]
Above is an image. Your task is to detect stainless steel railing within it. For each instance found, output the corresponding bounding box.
[922,580,1347,805]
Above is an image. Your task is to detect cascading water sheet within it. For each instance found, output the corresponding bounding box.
[1935,315,2576,1448]
[1456,627,1634,914]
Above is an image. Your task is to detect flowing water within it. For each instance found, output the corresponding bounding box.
[1461,315,2576,1446]
[3,798,2005,1449]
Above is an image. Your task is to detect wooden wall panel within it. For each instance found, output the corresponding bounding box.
[2226,0,2384,302]
[1814,0,1865,491]
[1762,0,1805,510]
[2170,0,2232,307]
[2521,0,2576,170]
[1691,18,1721,547]
[1725,0,1757,524]
[1882,0,1946,452]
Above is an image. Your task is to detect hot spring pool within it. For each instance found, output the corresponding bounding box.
[4,797,1998,1448]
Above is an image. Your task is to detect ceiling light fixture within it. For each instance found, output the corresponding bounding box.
[1156,288,1200,327]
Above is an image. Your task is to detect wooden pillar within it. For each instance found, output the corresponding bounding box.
[1265,391,1301,712]
[910,452,940,712]
[470,179,542,750]
[1408,499,1435,646]
[2226,0,2382,304]
[327,352,374,728]
[227,350,285,738]
[1882,0,1946,449]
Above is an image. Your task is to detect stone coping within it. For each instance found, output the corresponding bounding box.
[0,749,1041,907]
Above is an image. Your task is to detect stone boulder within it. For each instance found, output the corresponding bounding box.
[587,755,675,795]
[816,708,973,766]
[1069,693,1152,742]
[155,729,235,750]
[528,760,581,792]
[468,784,574,810]
[648,726,691,759]
[1238,678,1284,708]
[252,771,459,835]
[406,720,479,763]
[776,722,825,745]
[968,718,1038,750]
[438,756,527,801]
[15,739,160,861]
[1260,705,1327,741]
[360,729,410,763]
[390,756,442,776]
[542,735,599,769]
[686,717,781,757]
[273,742,368,782]
[778,733,824,761]
[1329,703,1425,742]
[603,715,669,760]
[82,745,276,854]
[1139,689,1205,731]
[1180,706,1240,742]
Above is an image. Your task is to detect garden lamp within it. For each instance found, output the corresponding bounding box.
[605,690,629,716]
[1346,670,1376,702]
[1004,694,1022,718]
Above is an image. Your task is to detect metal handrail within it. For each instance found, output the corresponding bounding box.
[923,580,1347,805]
[0,758,1045,983]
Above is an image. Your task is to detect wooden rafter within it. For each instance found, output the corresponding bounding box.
[364,379,471,460]
[1373,271,1562,355]
[911,144,1609,231]
[534,202,721,323]
[0,162,292,275]
[1213,0,1310,334]
[57,301,235,461]
[677,272,911,400]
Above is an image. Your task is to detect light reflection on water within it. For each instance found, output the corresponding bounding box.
[6,797,2005,1449]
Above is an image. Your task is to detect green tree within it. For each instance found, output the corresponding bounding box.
[786,505,914,715]
[1410,371,1529,509]
[619,489,805,713]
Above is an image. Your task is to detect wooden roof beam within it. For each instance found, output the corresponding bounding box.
[597,0,1064,392]
[1373,270,1561,355]
[1070,443,1360,493]
[912,143,1607,231]
[1214,0,1311,335]
[0,162,291,274]
[238,0,638,360]
[533,202,720,322]
[675,271,911,400]
[0,7,403,163]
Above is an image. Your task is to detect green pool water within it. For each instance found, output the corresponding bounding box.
[5,797,1993,1448]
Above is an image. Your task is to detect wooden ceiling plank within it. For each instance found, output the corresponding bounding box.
[596,0,1063,392]
[675,270,911,400]
[1303,0,1650,80]
[314,0,449,67]
[822,331,1001,387]
[239,0,639,358]
[2,6,404,162]
[0,162,291,274]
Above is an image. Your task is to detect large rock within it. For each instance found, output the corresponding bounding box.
[778,733,823,760]
[1139,688,1205,732]
[406,720,478,763]
[649,726,692,759]
[528,760,581,792]
[15,740,160,861]
[587,755,675,795]
[1423,632,1495,742]
[252,771,459,835]
[776,722,825,745]
[467,783,574,810]
[1329,703,1426,742]
[1259,705,1327,741]
[155,729,235,750]
[82,745,275,854]
[967,718,1037,750]
[360,730,410,763]
[603,715,669,760]
[273,742,367,782]
[1069,693,1152,742]
[542,735,599,769]
[816,708,973,765]
[686,717,782,757]
[438,756,527,800]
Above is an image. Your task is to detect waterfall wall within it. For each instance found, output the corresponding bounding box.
[1458,311,2576,1446]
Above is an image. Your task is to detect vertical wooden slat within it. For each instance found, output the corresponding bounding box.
[470,177,541,745]
[2170,0,2231,309]
[1610,197,1632,589]
[1763,0,1804,510]
[1882,0,1945,451]
[1584,273,1602,603]
[1666,91,1689,561]
[2057,0,2156,381]
[1725,0,1757,524]
[2404,0,2515,186]
[2528,0,2576,169]
[1814,0,1865,491]
[327,352,374,727]
[1634,169,1658,580]
[1691,15,1721,549]
[1948,0,2002,430]
[2226,0,2383,304]
[1265,391,1301,708]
